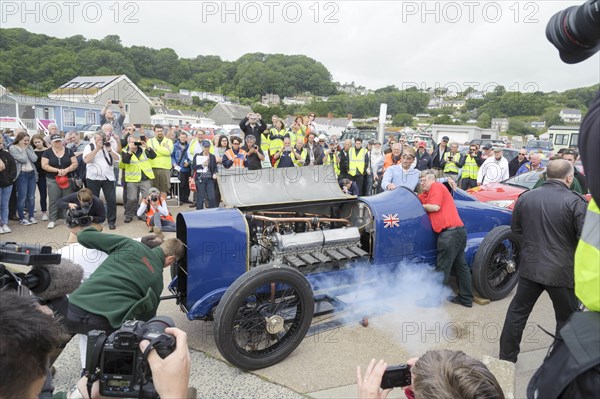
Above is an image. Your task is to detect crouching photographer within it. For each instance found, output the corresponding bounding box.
[57,188,106,243]
[137,187,176,233]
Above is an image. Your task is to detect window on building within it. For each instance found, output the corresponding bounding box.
[63,109,76,127]
[86,111,96,125]
[554,134,569,146]
[570,134,579,147]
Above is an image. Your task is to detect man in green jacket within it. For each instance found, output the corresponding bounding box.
[56,227,184,334]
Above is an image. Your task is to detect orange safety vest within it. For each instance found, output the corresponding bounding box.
[145,200,175,227]
[225,148,247,168]
[382,153,402,173]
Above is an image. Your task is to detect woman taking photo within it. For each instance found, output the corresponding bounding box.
[41,133,78,229]
[9,132,38,226]
[30,133,49,221]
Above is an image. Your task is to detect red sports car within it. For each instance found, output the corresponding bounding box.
[467,170,544,210]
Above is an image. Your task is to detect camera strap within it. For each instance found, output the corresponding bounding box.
[85,332,106,398]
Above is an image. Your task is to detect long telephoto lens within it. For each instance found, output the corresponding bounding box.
[546,0,600,64]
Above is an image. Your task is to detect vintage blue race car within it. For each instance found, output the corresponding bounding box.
[170,166,519,370]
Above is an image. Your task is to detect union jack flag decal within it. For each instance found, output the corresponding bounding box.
[383,214,400,228]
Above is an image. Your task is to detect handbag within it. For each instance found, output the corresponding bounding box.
[189,172,197,192]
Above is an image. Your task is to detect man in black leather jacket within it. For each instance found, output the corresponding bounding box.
[499,159,588,363]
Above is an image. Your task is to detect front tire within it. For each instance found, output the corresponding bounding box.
[213,265,314,370]
[472,225,521,301]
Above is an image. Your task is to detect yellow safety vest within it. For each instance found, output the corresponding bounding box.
[323,151,340,175]
[147,137,173,169]
[462,154,479,179]
[260,132,270,153]
[122,148,155,182]
[188,139,215,159]
[349,147,367,176]
[292,147,307,167]
[443,152,461,174]
[269,129,287,156]
[575,199,600,311]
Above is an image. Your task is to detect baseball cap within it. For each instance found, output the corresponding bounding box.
[50,133,62,142]
[202,140,211,147]
[318,134,327,141]
[493,147,503,152]
[482,143,492,149]
[442,136,449,142]
[418,140,426,147]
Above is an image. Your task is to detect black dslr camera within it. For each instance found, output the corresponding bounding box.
[86,316,176,398]
[66,204,93,228]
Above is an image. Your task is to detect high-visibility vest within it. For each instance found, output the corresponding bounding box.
[123,148,155,182]
[269,129,287,155]
[462,154,479,179]
[144,200,175,227]
[442,152,461,174]
[382,153,402,173]
[225,148,247,168]
[260,132,270,153]
[188,139,214,159]
[349,147,367,176]
[323,151,340,175]
[147,137,173,169]
[575,199,600,311]
[292,147,307,167]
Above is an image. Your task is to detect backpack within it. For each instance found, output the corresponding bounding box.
[527,311,600,398]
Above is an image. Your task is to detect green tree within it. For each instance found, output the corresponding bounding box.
[392,113,414,127]
[477,112,491,128]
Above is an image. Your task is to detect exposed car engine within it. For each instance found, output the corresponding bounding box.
[245,205,371,272]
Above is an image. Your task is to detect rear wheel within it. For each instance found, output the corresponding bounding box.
[214,265,314,370]
[472,226,521,301]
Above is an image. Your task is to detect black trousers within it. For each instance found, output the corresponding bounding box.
[460,177,477,190]
[437,226,473,304]
[499,276,579,363]
[86,179,116,225]
[48,296,114,336]
[352,174,366,196]
[179,171,190,203]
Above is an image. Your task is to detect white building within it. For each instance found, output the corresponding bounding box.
[559,109,582,124]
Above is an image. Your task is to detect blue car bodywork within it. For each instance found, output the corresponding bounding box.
[171,167,512,320]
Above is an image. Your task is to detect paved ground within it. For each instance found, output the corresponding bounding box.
[2,202,555,398]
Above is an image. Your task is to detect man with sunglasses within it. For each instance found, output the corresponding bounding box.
[459,144,484,190]
[509,149,529,177]
[381,148,420,191]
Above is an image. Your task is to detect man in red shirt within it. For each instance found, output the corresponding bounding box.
[418,170,473,307]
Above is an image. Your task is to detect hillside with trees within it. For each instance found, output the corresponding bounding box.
[1,28,597,131]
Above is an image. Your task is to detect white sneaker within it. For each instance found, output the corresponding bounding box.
[42,212,48,221]
[2,225,11,233]
[29,217,38,224]
[20,219,32,226]
[47,221,55,229]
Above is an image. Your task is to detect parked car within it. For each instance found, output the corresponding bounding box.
[470,139,506,148]
[460,147,520,164]
[525,140,554,153]
[170,165,518,370]
[340,129,378,147]
[79,124,101,140]
[191,124,228,140]
[467,170,544,209]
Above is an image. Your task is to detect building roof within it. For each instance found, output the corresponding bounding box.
[1,93,104,109]
[208,103,253,119]
[560,109,582,114]
[48,75,152,105]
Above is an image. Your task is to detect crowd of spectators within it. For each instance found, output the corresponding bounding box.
[0,110,589,237]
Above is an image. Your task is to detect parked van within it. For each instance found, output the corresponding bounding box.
[190,123,228,140]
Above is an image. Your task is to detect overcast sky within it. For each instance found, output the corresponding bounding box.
[2,0,599,93]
